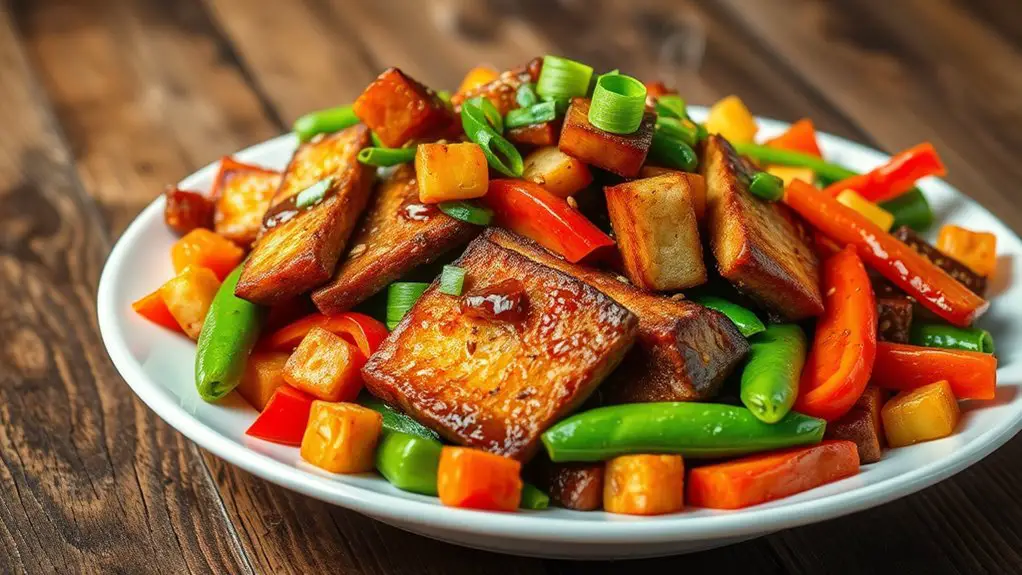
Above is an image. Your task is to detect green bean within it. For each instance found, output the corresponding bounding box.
[648,131,698,172]
[520,483,550,510]
[692,295,765,337]
[732,141,857,182]
[740,324,808,424]
[293,106,359,143]
[910,323,994,354]
[357,147,417,167]
[748,172,784,202]
[655,116,699,148]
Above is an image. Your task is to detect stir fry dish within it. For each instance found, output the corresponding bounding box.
[133,55,1002,515]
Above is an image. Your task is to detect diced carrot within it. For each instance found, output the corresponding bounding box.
[937,224,997,277]
[415,142,489,203]
[170,228,245,281]
[871,341,996,401]
[236,351,290,411]
[455,65,500,97]
[764,118,823,158]
[687,441,859,509]
[603,454,685,516]
[881,380,960,448]
[437,447,522,512]
[283,327,366,402]
[131,289,185,334]
[300,401,382,474]
[159,266,222,339]
[245,385,314,445]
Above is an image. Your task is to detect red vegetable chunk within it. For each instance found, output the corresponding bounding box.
[353,68,455,148]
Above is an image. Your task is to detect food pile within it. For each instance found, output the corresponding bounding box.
[134,55,1000,515]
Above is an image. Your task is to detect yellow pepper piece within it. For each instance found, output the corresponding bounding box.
[836,190,895,232]
[300,402,383,473]
[415,142,490,204]
[766,165,816,187]
[705,95,758,144]
[937,224,997,277]
[881,380,960,448]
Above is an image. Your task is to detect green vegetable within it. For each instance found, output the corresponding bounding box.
[516,83,539,108]
[655,116,699,148]
[294,177,334,209]
[588,74,647,134]
[732,141,857,183]
[194,266,266,401]
[748,172,784,202]
[439,265,466,296]
[386,282,430,330]
[438,200,494,226]
[655,95,687,120]
[437,90,452,106]
[505,101,558,129]
[370,131,385,148]
[740,324,808,424]
[536,55,593,103]
[519,483,550,510]
[360,394,440,441]
[358,146,417,167]
[879,188,934,232]
[692,295,765,337]
[460,97,523,177]
[910,323,994,354]
[649,131,698,172]
[293,105,359,143]
[375,431,442,495]
[541,402,826,462]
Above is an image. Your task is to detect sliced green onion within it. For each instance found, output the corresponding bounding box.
[519,483,550,510]
[588,69,619,96]
[505,101,557,129]
[649,131,698,172]
[461,97,523,177]
[588,74,647,134]
[437,90,452,106]
[358,146,417,167]
[293,105,358,143]
[536,55,593,103]
[439,265,467,296]
[516,83,539,108]
[655,95,687,120]
[370,131,384,148]
[910,323,994,354]
[748,172,784,202]
[438,200,493,226]
[879,188,933,232]
[295,177,334,209]
[656,116,699,148]
[386,282,430,330]
[732,142,857,182]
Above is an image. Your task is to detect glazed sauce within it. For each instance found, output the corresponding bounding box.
[400,201,436,222]
[460,279,529,323]
[262,180,339,229]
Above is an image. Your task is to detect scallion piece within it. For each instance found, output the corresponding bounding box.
[293,105,358,143]
[438,200,494,226]
[655,116,699,148]
[536,55,593,103]
[437,90,452,106]
[461,97,523,177]
[294,177,334,209]
[505,101,557,129]
[588,74,647,134]
[358,146,417,167]
[748,172,785,202]
[649,131,698,172]
[370,131,384,148]
[386,282,431,330]
[439,265,467,296]
[516,83,539,108]
[655,95,687,120]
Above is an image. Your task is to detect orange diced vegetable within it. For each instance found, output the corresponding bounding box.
[437,447,523,512]
[522,146,593,198]
[766,165,815,188]
[236,351,290,411]
[159,266,222,339]
[455,65,500,96]
[881,380,960,448]
[705,95,757,144]
[300,401,382,473]
[131,289,186,334]
[764,118,822,158]
[835,190,895,231]
[687,441,859,509]
[937,224,997,277]
[353,68,454,148]
[170,228,245,281]
[603,454,685,516]
[559,98,655,178]
[415,142,489,204]
[283,327,366,403]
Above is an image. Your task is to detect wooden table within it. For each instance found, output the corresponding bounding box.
[3,0,1021,572]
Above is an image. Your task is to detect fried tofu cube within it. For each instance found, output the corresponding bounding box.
[636,169,706,221]
[159,266,221,340]
[485,228,748,402]
[283,327,366,403]
[361,233,639,460]
[300,401,382,474]
[703,134,824,321]
[414,142,489,204]
[606,173,706,291]
[236,351,290,411]
[522,146,593,198]
[559,98,655,177]
[164,187,214,235]
[236,125,373,305]
[212,157,282,247]
[353,68,454,148]
[826,386,885,463]
[451,58,543,116]
[507,121,561,148]
[311,165,479,314]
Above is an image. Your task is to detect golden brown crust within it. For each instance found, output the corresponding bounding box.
[558,98,655,178]
[361,233,638,461]
[235,125,372,305]
[702,134,824,321]
[485,228,748,402]
[311,165,480,314]
[451,57,542,116]
[212,159,281,247]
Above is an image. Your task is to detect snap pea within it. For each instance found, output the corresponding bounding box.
[749,172,784,202]
[293,105,359,143]
[541,402,826,462]
[520,483,550,510]
[692,295,765,337]
[740,324,807,424]
[910,323,994,354]
[195,265,266,401]
[648,131,698,172]
[375,431,442,495]
[359,394,440,441]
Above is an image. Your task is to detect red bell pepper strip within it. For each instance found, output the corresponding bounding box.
[132,289,186,334]
[871,341,996,400]
[262,312,388,358]
[795,247,877,421]
[483,179,615,263]
[245,385,314,445]
[823,143,946,202]
[784,179,988,327]
[765,118,823,158]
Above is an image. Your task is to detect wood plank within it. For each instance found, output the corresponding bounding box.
[0,5,253,573]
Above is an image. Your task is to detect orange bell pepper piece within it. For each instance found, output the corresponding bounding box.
[437,447,522,512]
[881,380,960,448]
[170,228,245,281]
[822,142,946,202]
[687,440,859,509]
[300,401,382,474]
[870,341,996,401]
[937,224,997,277]
[455,65,500,97]
[603,454,685,516]
[131,289,185,334]
[765,118,823,158]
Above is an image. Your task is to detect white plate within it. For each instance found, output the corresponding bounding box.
[98,110,1022,559]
